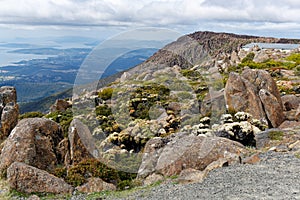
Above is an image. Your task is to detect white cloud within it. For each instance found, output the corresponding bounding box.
[0,0,299,35]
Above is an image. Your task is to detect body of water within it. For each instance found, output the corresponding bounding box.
[0,47,52,67]
[0,41,92,67]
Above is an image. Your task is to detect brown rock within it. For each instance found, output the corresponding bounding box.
[0,118,63,175]
[143,173,164,186]
[50,99,71,112]
[284,110,297,121]
[225,69,284,128]
[281,95,300,111]
[0,103,19,139]
[68,119,98,165]
[178,158,229,184]
[259,89,285,128]
[138,135,245,178]
[7,162,73,194]
[279,121,300,129]
[0,86,19,139]
[76,177,116,193]
[225,72,251,110]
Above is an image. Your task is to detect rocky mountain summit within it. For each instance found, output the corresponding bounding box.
[1,31,300,199]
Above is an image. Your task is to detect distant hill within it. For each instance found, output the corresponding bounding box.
[19,88,73,114]
[18,47,153,113]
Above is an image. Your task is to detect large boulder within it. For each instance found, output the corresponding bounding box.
[7,162,73,194]
[138,134,245,178]
[225,69,284,128]
[0,86,19,139]
[0,118,63,175]
[68,119,98,165]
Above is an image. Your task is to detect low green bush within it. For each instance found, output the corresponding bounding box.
[98,87,114,100]
[286,53,300,65]
[65,158,137,189]
[19,111,44,120]
[241,52,255,63]
[268,131,284,140]
[95,105,112,117]
[45,109,73,137]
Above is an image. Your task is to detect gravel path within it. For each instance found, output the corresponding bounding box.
[102,152,300,200]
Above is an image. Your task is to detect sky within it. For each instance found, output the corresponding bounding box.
[0,0,300,42]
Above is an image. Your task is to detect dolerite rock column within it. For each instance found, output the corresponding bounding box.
[0,86,19,138]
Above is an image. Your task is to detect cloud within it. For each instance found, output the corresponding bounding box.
[0,0,299,34]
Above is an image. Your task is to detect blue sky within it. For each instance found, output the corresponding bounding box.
[0,0,300,42]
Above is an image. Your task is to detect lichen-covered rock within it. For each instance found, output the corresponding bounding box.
[225,69,284,128]
[138,135,245,178]
[7,162,73,194]
[76,177,116,193]
[0,118,63,175]
[0,86,19,139]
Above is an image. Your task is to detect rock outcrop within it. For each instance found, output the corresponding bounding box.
[225,69,284,128]
[0,118,63,175]
[138,134,245,179]
[7,162,73,194]
[0,86,19,139]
